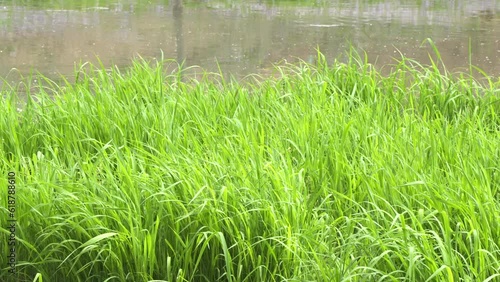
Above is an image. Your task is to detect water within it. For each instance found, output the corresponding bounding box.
[0,0,499,86]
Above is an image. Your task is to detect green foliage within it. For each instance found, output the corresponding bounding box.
[0,51,499,281]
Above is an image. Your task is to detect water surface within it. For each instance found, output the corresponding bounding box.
[1,0,499,86]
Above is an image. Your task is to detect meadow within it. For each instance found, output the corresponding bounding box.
[1,50,499,281]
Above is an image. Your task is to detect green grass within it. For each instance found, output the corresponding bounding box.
[1,50,499,282]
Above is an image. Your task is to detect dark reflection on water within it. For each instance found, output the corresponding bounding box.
[0,0,499,88]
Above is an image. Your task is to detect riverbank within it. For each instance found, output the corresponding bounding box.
[1,53,499,281]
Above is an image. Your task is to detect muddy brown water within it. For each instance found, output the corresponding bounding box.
[0,0,499,89]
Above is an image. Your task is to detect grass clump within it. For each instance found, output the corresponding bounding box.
[0,51,499,282]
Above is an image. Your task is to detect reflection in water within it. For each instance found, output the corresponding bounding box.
[0,0,499,87]
[172,0,184,70]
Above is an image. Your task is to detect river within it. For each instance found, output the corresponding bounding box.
[0,0,499,86]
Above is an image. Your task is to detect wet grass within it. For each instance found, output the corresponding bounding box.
[1,51,500,282]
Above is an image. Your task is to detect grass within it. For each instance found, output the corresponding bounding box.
[0,49,499,282]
